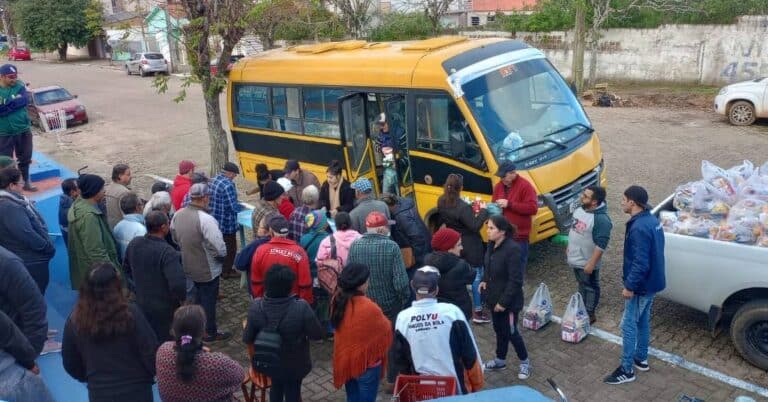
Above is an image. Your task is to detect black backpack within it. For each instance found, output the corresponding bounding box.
[251,300,293,377]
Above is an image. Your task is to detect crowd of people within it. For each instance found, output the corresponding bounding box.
[0,147,667,401]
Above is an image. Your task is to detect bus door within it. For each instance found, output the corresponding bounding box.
[338,93,379,194]
[384,95,416,199]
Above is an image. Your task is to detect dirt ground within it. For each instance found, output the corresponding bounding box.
[24,60,768,398]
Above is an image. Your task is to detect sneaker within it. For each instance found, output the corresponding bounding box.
[472,311,491,324]
[203,331,232,343]
[634,358,649,372]
[603,366,636,385]
[518,360,532,380]
[483,359,507,371]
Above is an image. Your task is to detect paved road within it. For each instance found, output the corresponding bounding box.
[21,59,768,401]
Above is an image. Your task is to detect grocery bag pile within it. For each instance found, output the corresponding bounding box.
[522,283,590,343]
[664,160,768,247]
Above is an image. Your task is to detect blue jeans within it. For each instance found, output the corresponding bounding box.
[0,352,55,402]
[621,294,655,373]
[516,240,529,273]
[344,364,381,402]
[194,276,220,335]
[471,266,483,311]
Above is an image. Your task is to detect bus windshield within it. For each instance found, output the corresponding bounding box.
[462,58,591,166]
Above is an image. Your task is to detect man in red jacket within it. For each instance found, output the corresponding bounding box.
[491,161,538,270]
[250,214,313,304]
[171,160,195,211]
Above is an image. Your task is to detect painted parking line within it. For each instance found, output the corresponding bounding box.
[550,315,768,398]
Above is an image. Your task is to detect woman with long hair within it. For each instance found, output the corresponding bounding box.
[437,173,490,324]
[478,215,531,379]
[62,262,158,402]
[319,160,355,218]
[331,263,392,402]
[156,305,245,402]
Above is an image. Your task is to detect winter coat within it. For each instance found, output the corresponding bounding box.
[67,197,120,290]
[623,210,666,295]
[482,237,524,312]
[347,234,409,321]
[171,205,227,283]
[390,197,432,268]
[319,180,355,216]
[171,175,193,211]
[104,182,131,230]
[424,251,475,320]
[251,237,313,304]
[242,296,323,380]
[0,190,55,264]
[113,214,147,260]
[491,177,538,241]
[438,199,488,267]
[299,229,330,278]
[349,196,391,234]
[315,229,362,268]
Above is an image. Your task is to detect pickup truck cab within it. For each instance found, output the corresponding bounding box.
[714,77,768,126]
[653,194,768,370]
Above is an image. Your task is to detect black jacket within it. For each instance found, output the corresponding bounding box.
[0,191,55,264]
[482,237,524,312]
[242,296,322,379]
[319,179,355,216]
[0,246,47,359]
[62,303,158,398]
[123,235,186,313]
[438,199,489,267]
[0,309,37,370]
[425,251,475,320]
[390,197,432,267]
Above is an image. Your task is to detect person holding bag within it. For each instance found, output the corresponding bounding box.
[479,215,531,380]
[243,264,323,402]
[331,263,392,402]
[315,212,361,293]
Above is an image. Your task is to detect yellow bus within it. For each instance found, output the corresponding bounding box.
[227,36,606,243]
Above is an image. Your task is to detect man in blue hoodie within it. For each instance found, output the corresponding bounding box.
[604,185,665,385]
[567,185,612,324]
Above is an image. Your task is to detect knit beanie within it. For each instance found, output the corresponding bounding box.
[77,174,105,199]
[431,227,461,252]
[262,181,285,201]
[305,210,328,232]
[338,263,370,291]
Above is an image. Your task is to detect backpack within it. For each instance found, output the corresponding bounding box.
[317,233,342,293]
[251,300,292,377]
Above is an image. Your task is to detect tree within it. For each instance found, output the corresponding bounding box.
[14,0,94,60]
[327,0,375,38]
[418,0,456,35]
[0,0,18,48]
[571,0,586,94]
[248,0,306,49]
[274,1,346,43]
[368,12,432,41]
[160,0,251,175]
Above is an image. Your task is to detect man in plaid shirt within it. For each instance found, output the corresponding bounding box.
[287,184,319,241]
[209,162,243,279]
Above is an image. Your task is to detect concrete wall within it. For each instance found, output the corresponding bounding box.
[463,15,768,85]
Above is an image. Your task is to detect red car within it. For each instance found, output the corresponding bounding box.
[27,86,88,128]
[210,54,245,76]
[8,47,31,61]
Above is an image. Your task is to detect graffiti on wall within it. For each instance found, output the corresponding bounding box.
[720,38,768,82]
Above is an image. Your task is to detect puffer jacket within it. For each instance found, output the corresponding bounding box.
[0,190,54,264]
[315,229,362,268]
[438,199,489,267]
[424,251,475,320]
[482,237,523,312]
[390,197,432,268]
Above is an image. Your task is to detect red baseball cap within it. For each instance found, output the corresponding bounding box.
[365,211,395,228]
[179,160,195,175]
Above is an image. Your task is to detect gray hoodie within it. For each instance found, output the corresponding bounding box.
[566,202,612,268]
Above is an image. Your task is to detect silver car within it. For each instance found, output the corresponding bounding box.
[125,52,168,77]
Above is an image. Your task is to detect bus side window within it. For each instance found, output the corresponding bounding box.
[415,94,482,166]
[272,87,302,134]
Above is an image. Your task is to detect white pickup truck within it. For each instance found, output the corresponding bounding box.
[652,194,768,370]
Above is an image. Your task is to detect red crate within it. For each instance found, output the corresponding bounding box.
[392,375,457,402]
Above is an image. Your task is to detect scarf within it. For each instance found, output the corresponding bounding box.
[332,295,393,388]
[329,181,342,212]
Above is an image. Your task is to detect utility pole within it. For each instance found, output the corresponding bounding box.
[571,0,586,95]
[163,0,179,73]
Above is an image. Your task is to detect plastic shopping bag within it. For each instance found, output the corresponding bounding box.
[523,283,553,330]
[561,293,590,343]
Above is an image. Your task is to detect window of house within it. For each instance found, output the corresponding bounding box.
[235,85,271,129]
[303,88,345,138]
[471,16,480,26]
[415,94,482,165]
[486,15,495,22]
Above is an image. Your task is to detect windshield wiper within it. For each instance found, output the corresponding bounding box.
[544,122,594,138]
[508,138,567,153]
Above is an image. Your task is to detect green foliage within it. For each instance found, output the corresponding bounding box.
[14,0,93,52]
[275,3,346,42]
[487,0,574,32]
[368,12,433,41]
[603,0,768,28]
[84,0,105,38]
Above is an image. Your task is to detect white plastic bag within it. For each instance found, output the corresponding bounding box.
[523,283,553,330]
[728,160,756,187]
[561,293,590,343]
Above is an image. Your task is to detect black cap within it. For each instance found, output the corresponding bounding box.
[268,214,289,236]
[262,181,285,201]
[624,185,651,210]
[284,159,300,173]
[223,162,240,174]
[151,181,171,194]
[411,266,440,295]
[495,161,517,177]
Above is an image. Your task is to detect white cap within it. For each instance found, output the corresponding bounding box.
[277,177,293,192]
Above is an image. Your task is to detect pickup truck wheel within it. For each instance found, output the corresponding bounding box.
[731,300,768,370]
[728,101,756,126]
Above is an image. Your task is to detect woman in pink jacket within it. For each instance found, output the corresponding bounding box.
[315,212,361,272]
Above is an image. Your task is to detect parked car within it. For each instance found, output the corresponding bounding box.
[27,86,88,127]
[8,46,31,61]
[210,54,245,76]
[714,77,768,126]
[125,52,168,77]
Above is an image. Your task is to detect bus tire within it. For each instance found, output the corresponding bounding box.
[730,299,768,370]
